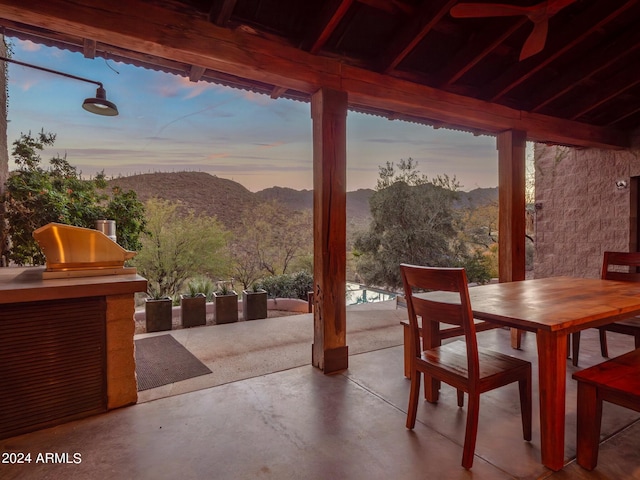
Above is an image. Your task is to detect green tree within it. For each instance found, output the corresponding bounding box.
[134,198,232,299]
[231,201,312,287]
[1,130,145,265]
[353,159,460,289]
[353,158,490,288]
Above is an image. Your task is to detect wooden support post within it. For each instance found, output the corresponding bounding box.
[311,87,348,374]
[497,130,526,348]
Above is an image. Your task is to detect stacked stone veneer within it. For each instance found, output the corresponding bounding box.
[106,294,138,408]
[534,140,640,279]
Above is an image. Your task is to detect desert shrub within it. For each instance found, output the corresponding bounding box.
[290,271,313,299]
[259,271,313,300]
[456,250,493,285]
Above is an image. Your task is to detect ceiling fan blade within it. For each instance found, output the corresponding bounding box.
[519,19,549,60]
[450,3,531,18]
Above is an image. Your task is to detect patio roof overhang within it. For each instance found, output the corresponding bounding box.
[1,0,638,372]
[0,0,637,149]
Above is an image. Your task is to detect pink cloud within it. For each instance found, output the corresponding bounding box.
[152,75,220,99]
[15,78,39,91]
[17,40,41,52]
[243,91,271,105]
[207,152,230,160]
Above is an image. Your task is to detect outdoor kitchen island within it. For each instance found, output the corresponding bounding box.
[0,266,147,440]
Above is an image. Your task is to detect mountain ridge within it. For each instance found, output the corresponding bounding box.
[107,171,496,229]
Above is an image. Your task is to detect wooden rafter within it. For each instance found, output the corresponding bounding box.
[486,1,637,103]
[530,27,640,113]
[82,38,95,59]
[213,0,237,26]
[434,19,527,87]
[607,103,640,127]
[569,72,640,121]
[189,65,206,82]
[270,86,287,99]
[301,0,353,54]
[380,0,457,74]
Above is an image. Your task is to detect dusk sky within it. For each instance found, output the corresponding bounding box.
[5,37,501,193]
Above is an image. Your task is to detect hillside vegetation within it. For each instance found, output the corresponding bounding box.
[107,172,257,228]
[107,171,497,230]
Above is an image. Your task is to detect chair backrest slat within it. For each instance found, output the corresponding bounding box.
[602,251,640,281]
[400,263,479,380]
[411,296,464,327]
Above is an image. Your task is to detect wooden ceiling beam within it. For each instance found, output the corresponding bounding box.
[301,0,354,54]
[569,70,640,121]
[607,103,640,127]
[379,0,457,74]
[189,65,206,82]
[486,1,636,103]
[213,0,237,26]
[0,0,628,149]
[270,86,287,99]
[434,19,526,87]
[82,38,96,58]
[341,65,626,148]
[530,27,640,113]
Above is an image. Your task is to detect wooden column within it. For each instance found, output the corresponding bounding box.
[497,130,526,348]
[311,87,348,374]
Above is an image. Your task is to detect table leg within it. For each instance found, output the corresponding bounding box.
[536,330,567,471]
[511,328,522,349]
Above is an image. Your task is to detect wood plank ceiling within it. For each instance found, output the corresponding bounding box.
[0,0,639,149]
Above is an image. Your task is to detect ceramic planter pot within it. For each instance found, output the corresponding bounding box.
[214,291,238,324]
[242,289,268,321]
[145,297,172,332]
[180,293,206,328]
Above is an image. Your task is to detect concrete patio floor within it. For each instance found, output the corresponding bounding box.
[2,301,640,479]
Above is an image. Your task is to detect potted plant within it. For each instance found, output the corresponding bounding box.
[242,283,268,321]
[214,281,238,324]
[180,278,210,328]
[145,284,173,332]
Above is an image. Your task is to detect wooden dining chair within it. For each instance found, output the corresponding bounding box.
[400,264,532,469]
[571,251,640,366]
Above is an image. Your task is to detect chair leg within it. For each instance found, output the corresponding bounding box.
[457,389,464,407]
[634,332,640,349]
[572,332,581,366]
[406,369,421,429]
[462,394,480,469]
[599,329,609,358]
[518,375,532,441]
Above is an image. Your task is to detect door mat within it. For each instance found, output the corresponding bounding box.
[135,334,212,391]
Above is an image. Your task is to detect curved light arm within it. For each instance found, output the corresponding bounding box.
[0,55,103,88]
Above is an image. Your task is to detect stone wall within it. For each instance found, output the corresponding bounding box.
[534,141,640,278]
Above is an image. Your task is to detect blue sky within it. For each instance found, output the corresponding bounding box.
[5,38,500,192]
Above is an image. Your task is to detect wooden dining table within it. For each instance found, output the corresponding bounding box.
[420,276,640,471]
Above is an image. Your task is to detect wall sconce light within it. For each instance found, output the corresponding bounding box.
[616,180,628,190]
[0,55,118,116]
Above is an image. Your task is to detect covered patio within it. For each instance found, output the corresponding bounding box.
[1,0,639,477]
[2,307,639,479]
